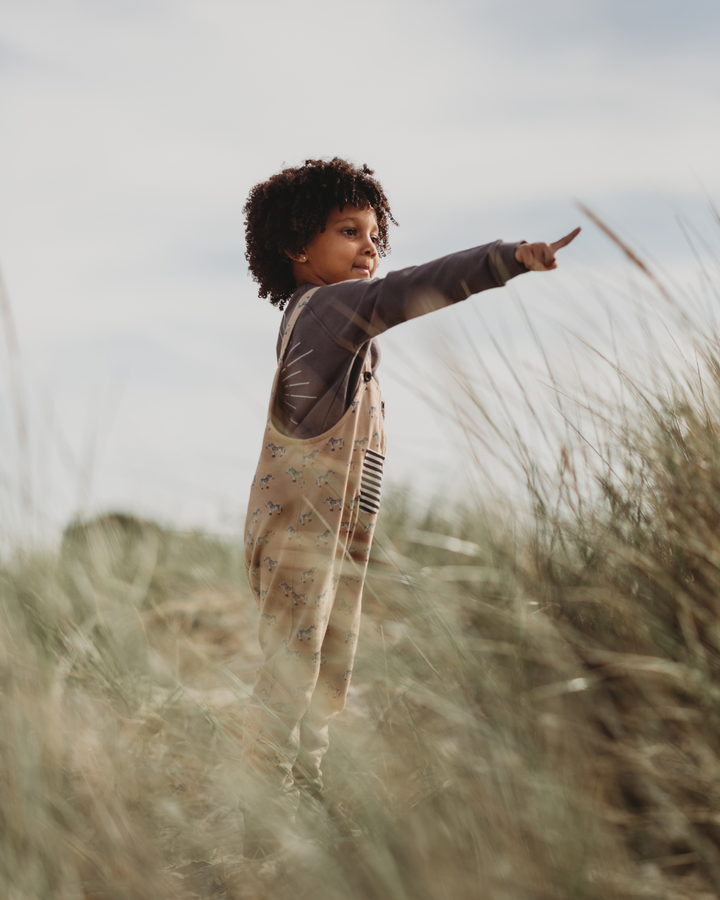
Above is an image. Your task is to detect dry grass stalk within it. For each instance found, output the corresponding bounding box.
[3,213,720,897]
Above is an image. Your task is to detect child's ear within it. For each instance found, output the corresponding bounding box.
[284,250,307,263]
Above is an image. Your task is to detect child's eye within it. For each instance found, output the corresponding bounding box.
[341,228,379,243]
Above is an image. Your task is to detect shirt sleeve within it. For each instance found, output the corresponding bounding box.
[301,240,528,352]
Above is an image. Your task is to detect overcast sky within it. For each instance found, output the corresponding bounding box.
[1,0,719,539]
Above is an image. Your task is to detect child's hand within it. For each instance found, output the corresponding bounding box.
[515,227,581,271]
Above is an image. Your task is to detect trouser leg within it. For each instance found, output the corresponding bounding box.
[242,563,336,798]
[292,539,368,796]
[243,509,374,824]
[241,580,332,856]
[291,609,361,795]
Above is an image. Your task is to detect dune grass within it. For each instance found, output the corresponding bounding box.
[4,222,720,897]
[3,363,720,899]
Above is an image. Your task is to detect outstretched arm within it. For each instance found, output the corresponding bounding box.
[515,227,581,271]
[304,240,529,351]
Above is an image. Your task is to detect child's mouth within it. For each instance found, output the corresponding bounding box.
[353,266,371,277]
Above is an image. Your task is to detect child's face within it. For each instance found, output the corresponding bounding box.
[291,204,380,287]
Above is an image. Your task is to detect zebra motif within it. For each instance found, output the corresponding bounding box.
[260,474,274,490]
[266,501,283,516]
[314,590,327,607]
[369,406,377,418]
[294,681,314,697]
[298,624,316,642]
[263,555,279,572]
[327,437,344,451]
[316,529,332,546]
[301,566,317,583]
[312,651,328,665]
[286,466,304,484]
[324,497,343,512]
[300,511,313,526]
[354,437,369,451]
[322,679,342,698]
[302,448,320,464]
[343,629,357,644]
[266,442,286,458]
[261,613,276,626]
[316,470,335,487]
[251,508,261,523]
[279,581,293,596]
[255,531,274,547]
[282,642,301,661]
[292,591,307,606]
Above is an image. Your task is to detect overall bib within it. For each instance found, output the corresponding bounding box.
[242,287,386,801]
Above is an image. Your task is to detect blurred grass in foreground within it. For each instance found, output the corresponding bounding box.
[5,233,720,897]
[4,383,720,899]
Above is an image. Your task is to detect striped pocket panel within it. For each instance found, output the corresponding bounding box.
[359,448,385,515]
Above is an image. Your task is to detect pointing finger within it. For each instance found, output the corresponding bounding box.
[550,227,581,253]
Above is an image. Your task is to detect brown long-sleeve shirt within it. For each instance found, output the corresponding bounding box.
[275,240,528,438]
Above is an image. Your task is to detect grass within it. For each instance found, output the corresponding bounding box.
[4,217,720,897]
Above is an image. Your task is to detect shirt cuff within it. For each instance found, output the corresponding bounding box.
[491,241,529,283]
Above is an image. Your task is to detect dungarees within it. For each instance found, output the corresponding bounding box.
[242,287,386,802]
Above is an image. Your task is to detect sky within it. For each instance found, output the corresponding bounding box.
[0,0,719,539]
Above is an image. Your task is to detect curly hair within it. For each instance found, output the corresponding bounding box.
[243,158,397,309]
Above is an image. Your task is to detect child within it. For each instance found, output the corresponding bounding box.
[241,157,579,849]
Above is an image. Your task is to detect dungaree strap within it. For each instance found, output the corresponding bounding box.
[278,286,322,364]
